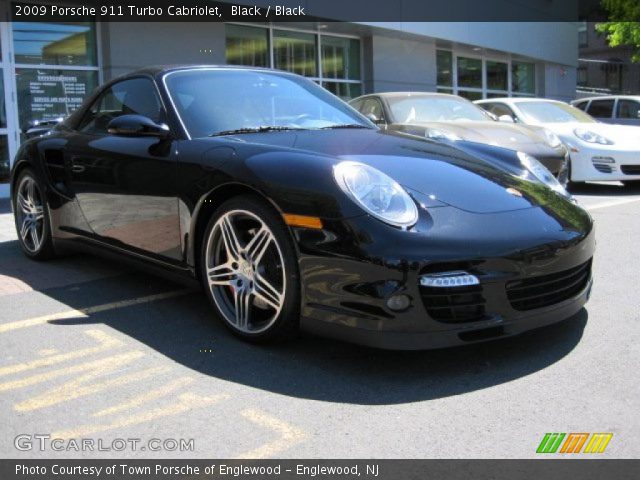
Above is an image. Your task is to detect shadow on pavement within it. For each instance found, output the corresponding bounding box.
[1,194,587,406]
[35,270,586,406]
[569,181,640,196]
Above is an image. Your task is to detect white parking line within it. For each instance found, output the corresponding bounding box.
[585,197,640,211]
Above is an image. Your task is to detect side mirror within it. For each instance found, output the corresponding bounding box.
[107,114,170,138]
[498,114,515,123]
[22,118,63,139]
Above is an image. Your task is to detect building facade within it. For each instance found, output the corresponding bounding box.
[0,1,579,197]
[577,21,640,97]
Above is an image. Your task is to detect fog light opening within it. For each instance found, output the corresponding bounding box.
[386,294,411,312]
[420,271,480,288]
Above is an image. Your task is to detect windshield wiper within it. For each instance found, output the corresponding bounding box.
[210,126,304,137]
[320,124,371,130]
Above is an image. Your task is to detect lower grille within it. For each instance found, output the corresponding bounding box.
[506,260,591,311]
[621,165,640,175]
[593,163,614,174]
[420,285,486,323]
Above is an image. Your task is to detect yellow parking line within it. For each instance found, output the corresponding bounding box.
[0,330,123,377]
[236,408,307,459]
[0,289,193,334]
[92,376,194,417]
[52,392,228,439]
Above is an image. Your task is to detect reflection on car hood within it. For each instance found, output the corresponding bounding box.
[392,120,549,148]
[225,128,567,214]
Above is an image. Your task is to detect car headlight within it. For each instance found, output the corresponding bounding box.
[517,152,571,198]
[333,161,418,228]
[542,128,562,148]
[574,128,614,145]
[425,128,462,142]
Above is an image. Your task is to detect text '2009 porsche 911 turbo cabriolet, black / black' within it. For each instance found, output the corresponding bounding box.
[10,66,595,349]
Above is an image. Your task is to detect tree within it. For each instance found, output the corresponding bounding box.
[596,0,640,61]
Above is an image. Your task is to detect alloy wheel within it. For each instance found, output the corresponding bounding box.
[205,209,286,334]
[15,176,45,253]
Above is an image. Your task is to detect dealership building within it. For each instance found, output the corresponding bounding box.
[0,1,579,197]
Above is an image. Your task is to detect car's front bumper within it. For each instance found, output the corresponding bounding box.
[569,145,640,182]
[292,204,595,350]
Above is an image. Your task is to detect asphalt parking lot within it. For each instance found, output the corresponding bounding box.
[1,182,639,459]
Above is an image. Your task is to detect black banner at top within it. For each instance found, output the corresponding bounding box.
[9,0,609,23]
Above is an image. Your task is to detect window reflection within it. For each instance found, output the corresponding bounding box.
[0,137,8,184]
[321,36,360,80]
[12,21,97,66]
[274,30,317,77]
[226,24,269,67]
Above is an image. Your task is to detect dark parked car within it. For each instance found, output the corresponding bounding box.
[11,66,594,349]
[349,92,569,183]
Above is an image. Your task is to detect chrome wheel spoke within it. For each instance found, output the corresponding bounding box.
[253,272,284,311]
[26,180,37,207]
[29,224,40,251]
[234,287,251,328]
[245,226,273,266]
[207,263,236,286]
[220,216,242,261]
[20,218,31,242]
[17,192,32,214]
[33,206,44,221]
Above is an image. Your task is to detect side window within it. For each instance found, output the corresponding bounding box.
[616,100,640,119]
[587,99,614,118]
[489,103,516,120]
[573,101,588,111]
[349,99,363,112]
[360,98,386,123]
[78,78,163,135]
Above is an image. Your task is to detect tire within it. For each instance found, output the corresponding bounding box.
[199,195,300,343]
[13,168,56,260]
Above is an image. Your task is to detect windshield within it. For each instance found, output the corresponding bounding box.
[164,69,371,137]
[516,101,596,124]
[388,96,491,123]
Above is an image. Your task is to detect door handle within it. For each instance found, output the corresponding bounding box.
[71,164,85,173]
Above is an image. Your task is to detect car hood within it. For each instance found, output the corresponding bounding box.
[392,120,549,147]
[222,128,570,214]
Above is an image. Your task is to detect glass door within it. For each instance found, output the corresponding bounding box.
[0,15,18,198]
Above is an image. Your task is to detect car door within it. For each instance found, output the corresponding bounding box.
[64,77,182,261]
[615,99,640,126]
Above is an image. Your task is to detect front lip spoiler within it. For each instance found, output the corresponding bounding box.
[301,278,592,351]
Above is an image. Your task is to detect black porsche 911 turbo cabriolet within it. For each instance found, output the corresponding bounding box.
[10,66,594,349]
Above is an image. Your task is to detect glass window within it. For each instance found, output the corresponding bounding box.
[577,66,587,87]
[587,99,614,118]
[512,61,535,94]
[78,78,163,135]
[387,95,489,123]
[457,90,483,101]
[617,99,640,119]
[573,100,588,111]
[484,102,516,119]
[578,21,588,47]
[16,68,98,129]
[225,24,269,67]
[437,50,453,87]
[322,82,361,101]
[517,101,596,124]
[486,60,508,91]
[360,98,385,122]
[164,69,369,138]
[12,21,97,66]
[322,36,360,80]
[274,30,316,77]
[457,57,482,89]
[0,137,8,184]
